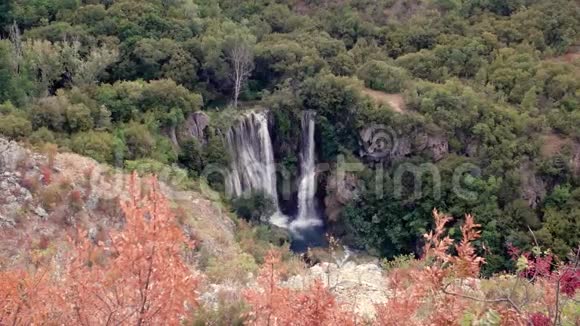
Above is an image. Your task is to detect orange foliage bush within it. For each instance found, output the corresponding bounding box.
[244,250,356,326]
[0,173,199,325]
[40,164,52,185]
[0,269,61,325]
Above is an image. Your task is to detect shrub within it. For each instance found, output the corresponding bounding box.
[69,189,84,212]
[0,101,15,114]
[40,165,52,185]
[0,114,32,139]
[65,103,94,132]
[178,139,205,176]
[39,182,70,211]
[123,122,156,160]
[205,253,258,283]
[357,60,409,93]
[29,127,56,145]
[0,174,201,324]
[30,96,68,131]
[125,159,191,189]
[21,174,41,193]
[71,131,117,163]
[395,50,444,82]
[189,299,248,326]
[244,250,356,325]
[231,192,276,223]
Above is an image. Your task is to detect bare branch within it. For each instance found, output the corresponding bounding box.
[442,283,523,315]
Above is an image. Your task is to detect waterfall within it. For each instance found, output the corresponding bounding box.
[224,110,324,244]
[290,111,323,230]
[225,111,279,208]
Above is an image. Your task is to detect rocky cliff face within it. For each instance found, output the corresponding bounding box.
[324,171,360,222]
[359,126,449,165]
[0,140,45,229]
[519,161,547,209]
[323,127,448,223]
[179,111,210,145]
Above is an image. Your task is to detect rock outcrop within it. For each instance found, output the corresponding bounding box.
[519,161,546,209]
[420,132,449,161]
[359,126,448,165]
[284,260,388,318]
[179,111,210,145]
[324,171,360,222]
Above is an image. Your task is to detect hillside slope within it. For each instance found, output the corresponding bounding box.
[0,137,239,268]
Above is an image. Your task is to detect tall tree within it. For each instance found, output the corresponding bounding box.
[227,39,254,108]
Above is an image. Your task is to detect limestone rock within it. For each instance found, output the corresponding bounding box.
[284,260,388,318]
[359,126,448,164]
[34,206,48,219]
[0,138,29,171]
[324,172,360,222]
[180,111,210,145]
[425,133,449,161]
[0,213,15,228]
[519,161,546,209]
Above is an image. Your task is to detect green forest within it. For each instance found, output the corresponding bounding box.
[0,0,579,275]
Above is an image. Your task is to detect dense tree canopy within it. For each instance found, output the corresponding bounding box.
[0,0,579,275]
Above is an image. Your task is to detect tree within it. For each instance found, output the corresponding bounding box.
[227,39,254,108]
[178,138,205,175]
[0,40,20,104]
[244,250,355,326]
[0,269,61,325]
[8,21,23,75]
[232,191,276,223]
[0,173,200,324]
[123,122,156,160]
[356,60,409,93]
[71,44,118,86]
[30,95,68,131]
[65,103,94,132]
[61,173,199,325]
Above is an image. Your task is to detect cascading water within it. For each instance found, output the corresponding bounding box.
[289,111,325,251]
[225,110,324,250]
[226,111,278,207]
[291,111,322,229]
